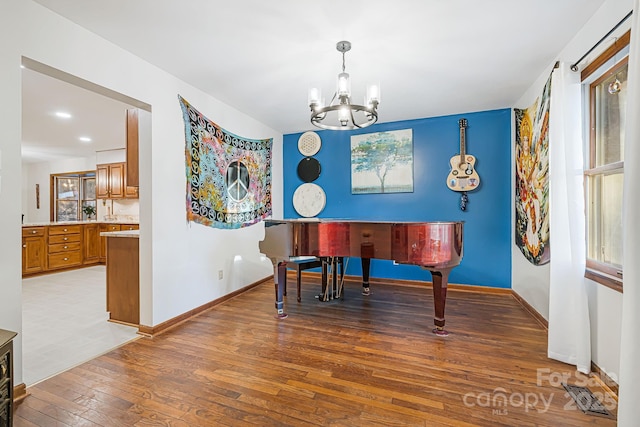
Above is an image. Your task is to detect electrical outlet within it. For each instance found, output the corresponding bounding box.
[218,270,223,280]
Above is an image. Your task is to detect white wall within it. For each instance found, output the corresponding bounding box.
[0,0,282,386]
[513,0,632,380]
[22,156,96,223]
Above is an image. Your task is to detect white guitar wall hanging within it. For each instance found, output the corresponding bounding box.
[446,118,480,211]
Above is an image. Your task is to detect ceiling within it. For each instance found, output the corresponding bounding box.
[22,66,135,164]
[25,0,608,162]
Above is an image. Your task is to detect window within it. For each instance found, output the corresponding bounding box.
[582,32,629,291]
[51,172,96,221]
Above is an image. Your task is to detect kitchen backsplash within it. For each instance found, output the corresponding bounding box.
[98,199,139,222]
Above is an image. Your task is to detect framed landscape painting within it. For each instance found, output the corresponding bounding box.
[351,129,413,194]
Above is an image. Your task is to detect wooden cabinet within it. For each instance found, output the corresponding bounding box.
[105,235,140,325]
[0,329,17,427]
[99,223,121,263]
[97,163,125,199]
[47,225,82,270]
[126,108,139,187]
[83,223,100,264]
[22,227,45,275]
[22,222,139,276]
[124,182,139,199]
[97,162,138,199]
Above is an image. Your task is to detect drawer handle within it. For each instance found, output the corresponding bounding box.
[23,244,27,248]
[32,230,37,234]
[64,237,68,241]
[64,257,69,261]
[64,246,68,249]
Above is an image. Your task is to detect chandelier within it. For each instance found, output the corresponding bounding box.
[308,41,380,131]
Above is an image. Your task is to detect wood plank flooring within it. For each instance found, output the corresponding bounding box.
[14,276,617,426]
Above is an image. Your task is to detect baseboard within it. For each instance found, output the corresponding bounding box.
[14,382,28,403]
[511,289,549,330]
[591,361,619,398]
[137,277,268,337]
[290,270,512,294]
[508,291,619,398]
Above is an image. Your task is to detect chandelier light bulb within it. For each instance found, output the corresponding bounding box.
[337,72,351,98]
[339,106,350,126]
[367,84,380,105]
[308,87,321,107]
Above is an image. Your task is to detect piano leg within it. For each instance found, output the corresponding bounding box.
[320,258,329,301]
[336,257,345,299]
[274,261,288,319]
[361,257,371,296]
[430,268,451,336]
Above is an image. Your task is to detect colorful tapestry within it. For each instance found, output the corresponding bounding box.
[515,73,551,265]
[179,96,272,229]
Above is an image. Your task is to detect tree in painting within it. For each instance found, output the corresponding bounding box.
[351,129,413,194]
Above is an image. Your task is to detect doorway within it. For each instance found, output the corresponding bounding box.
[20,59,149,386]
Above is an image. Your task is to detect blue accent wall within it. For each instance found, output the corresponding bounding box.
[283,108,512,288]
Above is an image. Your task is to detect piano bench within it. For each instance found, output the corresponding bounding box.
[286,258,323,302]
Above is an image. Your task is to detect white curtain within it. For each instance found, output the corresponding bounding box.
[618,3,640,425]
[547,62,591,374]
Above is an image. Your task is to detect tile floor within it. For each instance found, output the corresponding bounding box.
[21,265,140,386]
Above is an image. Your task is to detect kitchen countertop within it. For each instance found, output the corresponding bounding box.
[100,229,140,238]
[23,220,139,227]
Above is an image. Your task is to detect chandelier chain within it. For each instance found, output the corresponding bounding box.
[342,51,346,74]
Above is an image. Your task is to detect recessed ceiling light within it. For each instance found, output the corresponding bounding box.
[79,136,92,142]
[55,111,72,119]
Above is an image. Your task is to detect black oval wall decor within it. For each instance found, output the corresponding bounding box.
[297,157,321,183]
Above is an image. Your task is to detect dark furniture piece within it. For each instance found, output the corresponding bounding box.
[0,329,17,427]
[283,257,323,302]
[260,219,464,335]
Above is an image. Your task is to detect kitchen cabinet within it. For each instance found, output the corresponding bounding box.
[22,227,45,275]
[124,182,139,199]
[105,234,139,325]
[83,223,100,264]
[48,225,82,270]
[97,162,138,199]
[22,222,140,276]
[99,223,121,263]
[126,108,139,187]
[97,162,125,199]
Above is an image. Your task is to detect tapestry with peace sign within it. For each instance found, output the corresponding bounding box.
[179,96,273,229]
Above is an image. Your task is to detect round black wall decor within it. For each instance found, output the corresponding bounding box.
[297,157,321,183]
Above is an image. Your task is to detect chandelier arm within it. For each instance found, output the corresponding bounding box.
[328,92,337,107]
[310,103,378,131]
[349,108,362,129]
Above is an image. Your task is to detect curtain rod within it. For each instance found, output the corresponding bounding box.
[570,10,633,72]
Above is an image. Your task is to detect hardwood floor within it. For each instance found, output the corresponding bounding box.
[14,275,617,426]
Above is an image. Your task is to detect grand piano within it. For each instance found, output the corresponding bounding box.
[259,219,464,336]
